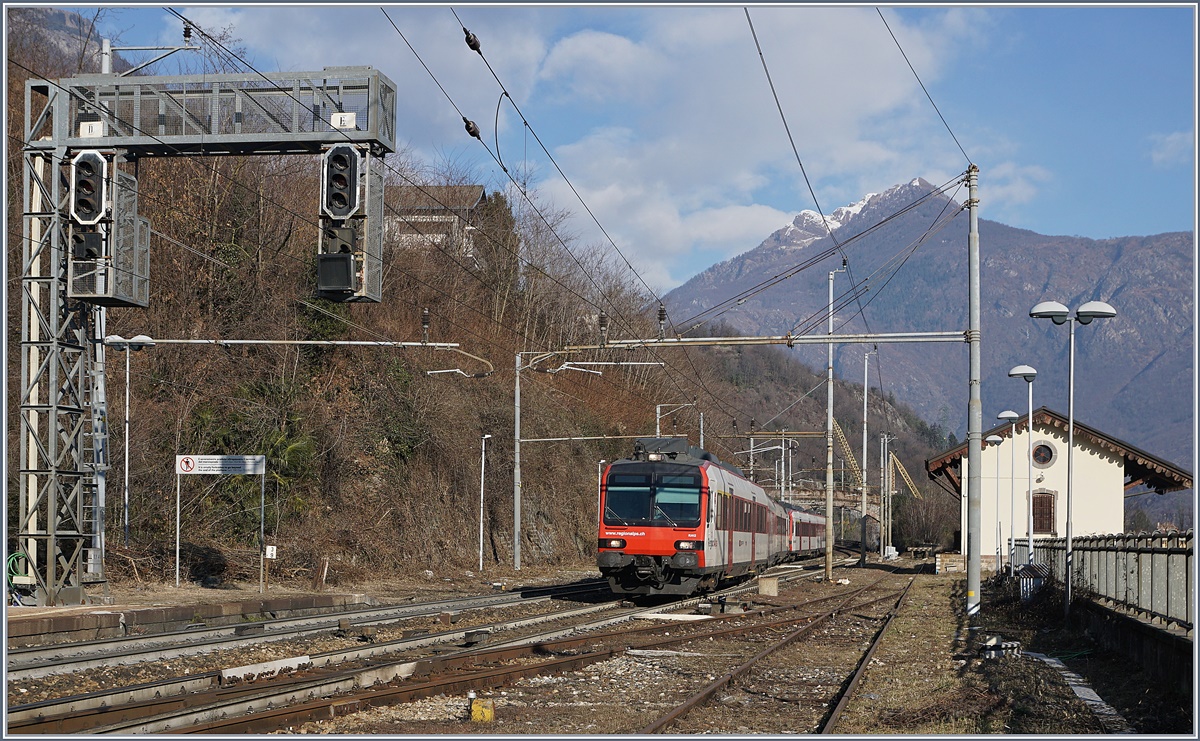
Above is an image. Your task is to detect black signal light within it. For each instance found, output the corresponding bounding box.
[322,145,360,219]
[70,150,108,225]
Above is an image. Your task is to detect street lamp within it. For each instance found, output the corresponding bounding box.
[998,410,1020,576]
[103,334,156,547]
[985,434,1004,573]
[1008,365,1037,565]
[1030,299,1116,617]
[597,459,607,531]
[479,434,490,572]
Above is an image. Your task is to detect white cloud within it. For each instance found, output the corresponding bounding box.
[1148,132,1193,168]
[150,7,1037,289]
[538,30,664,104]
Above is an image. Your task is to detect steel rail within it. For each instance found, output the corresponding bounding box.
[10,568,842,734]
[51,568,837,733]
[7,580,608,680]
[154,576,878,733]
[7,598,625,733]
[821,576,917,733]
[637,570,907,734]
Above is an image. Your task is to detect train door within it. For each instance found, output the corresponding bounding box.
[749,501,757,569]
[724,488,734,574]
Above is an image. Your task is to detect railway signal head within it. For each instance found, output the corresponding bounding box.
[322,144,361,219]
[70,150,108,225]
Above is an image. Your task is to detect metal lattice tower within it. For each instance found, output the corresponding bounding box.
[16,67,397,605]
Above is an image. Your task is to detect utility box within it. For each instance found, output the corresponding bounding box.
[758,576,779,596]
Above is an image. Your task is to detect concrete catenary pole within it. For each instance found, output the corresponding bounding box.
[965,164,983,616]
[860,348,875,566]
[513,353,522,570]
[825,261,846,580]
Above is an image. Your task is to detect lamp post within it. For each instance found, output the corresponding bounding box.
[1008,365,1037,565]
[597,459,607,527]
[479,434,490,572]
[103,334,156,547]
[998,410,1020,576]
[860,347,876,567]
[985,434,1003,573]
[1030,300,1116,617]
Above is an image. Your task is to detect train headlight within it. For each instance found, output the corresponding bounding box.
[674,540,703,551]
[599,538,626,549]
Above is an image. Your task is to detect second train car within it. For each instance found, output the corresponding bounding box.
[597,437,826,596]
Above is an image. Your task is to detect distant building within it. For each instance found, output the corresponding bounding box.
[925,407,1192,570]
[386,185,487,257]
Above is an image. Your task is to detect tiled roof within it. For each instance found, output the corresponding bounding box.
[925,407,1192,495]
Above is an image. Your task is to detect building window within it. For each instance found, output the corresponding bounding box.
[1032,441,1056,469]
[1033,491,1056,535]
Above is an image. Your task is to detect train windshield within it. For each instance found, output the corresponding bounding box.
[604,469,702,527]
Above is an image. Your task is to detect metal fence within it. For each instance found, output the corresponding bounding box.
[1012,531,1193,633]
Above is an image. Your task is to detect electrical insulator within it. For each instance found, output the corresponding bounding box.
[463,28,481,52]
[322,144,361,219]
[657,303,666,340]
[598,311,608,346]
[463,117,481,140]
[422,307,430,344]
[69,150,108,225]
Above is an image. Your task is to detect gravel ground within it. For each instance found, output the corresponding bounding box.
[11,562,1192,735]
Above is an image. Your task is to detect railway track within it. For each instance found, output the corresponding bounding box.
[8,564,841,734]
[6,579,610,682]
[639,569,916,733]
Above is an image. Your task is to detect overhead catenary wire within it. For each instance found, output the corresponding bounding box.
[876,7,972,166]
[441,8,769,435]
[155,11,741,431]
[17,13,790,458]
[383,8,758,431]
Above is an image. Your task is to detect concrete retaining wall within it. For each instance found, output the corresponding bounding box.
[1076,599,1193,697]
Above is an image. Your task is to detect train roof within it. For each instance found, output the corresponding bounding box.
[622,437,749,479]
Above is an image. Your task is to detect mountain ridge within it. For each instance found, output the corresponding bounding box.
[665,178,1194,476]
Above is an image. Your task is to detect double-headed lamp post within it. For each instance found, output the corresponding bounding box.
[985,434,1004,573]
[997,410,1020,576]
[1008,365,1036,565]
[1030,300,1116,617]
[103,334,156,547]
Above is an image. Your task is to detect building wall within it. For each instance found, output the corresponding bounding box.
[959,422,1125,569]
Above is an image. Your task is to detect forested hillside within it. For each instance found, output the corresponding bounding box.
[6,8,956,587]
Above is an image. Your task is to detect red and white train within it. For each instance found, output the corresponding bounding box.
[597,438,826,596]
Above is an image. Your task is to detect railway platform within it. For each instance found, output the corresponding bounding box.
[6,589,376,648]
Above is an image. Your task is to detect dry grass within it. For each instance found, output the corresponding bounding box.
[836,569,1191,735]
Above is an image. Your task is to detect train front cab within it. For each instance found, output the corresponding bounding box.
[596,460,716,595]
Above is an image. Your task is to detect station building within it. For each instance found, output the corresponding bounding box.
[925,407,1192,570]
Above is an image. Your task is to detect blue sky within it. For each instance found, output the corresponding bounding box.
[68,4,1198,291]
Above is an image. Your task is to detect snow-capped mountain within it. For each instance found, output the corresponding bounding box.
[665,178,1193,475]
